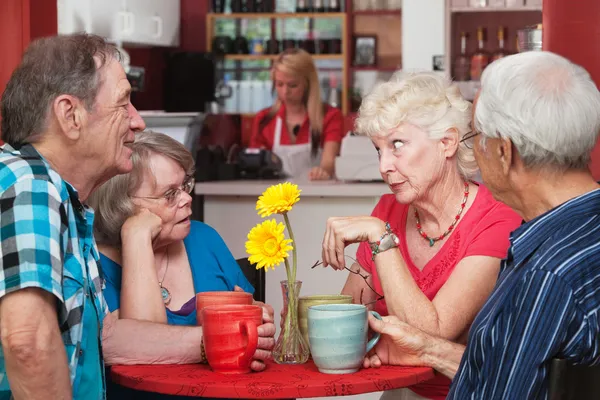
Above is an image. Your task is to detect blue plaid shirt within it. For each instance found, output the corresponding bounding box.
[0,144,108,399]
[449,188,600,399]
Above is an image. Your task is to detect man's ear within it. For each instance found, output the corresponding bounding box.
[498,137,513,176]
[440,127,459,158]
[53,95,84,141]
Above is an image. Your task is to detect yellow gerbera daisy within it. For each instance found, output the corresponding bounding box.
[256,182,301,218]
[245,219,293,270]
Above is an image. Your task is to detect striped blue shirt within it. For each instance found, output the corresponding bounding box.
[0,144,108,399]
[448,188,600,399]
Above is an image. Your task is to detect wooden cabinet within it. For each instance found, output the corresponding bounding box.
[205,12,348,114]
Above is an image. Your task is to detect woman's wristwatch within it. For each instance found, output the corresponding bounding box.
[369,222,399,261]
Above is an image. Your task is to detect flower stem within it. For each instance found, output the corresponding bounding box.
[283,213,297,284]
[282,258,294,352]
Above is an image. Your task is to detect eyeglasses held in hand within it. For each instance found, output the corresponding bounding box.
[312,255,384,306]
[132,175,195,207]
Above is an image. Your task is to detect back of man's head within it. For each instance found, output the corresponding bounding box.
[475,51,600,170]
[0,34,120,147]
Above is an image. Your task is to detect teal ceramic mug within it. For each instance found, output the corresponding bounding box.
[307,304,382,374]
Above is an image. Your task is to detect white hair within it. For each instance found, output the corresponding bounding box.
[475,51,600,169]
[355,71,477,179]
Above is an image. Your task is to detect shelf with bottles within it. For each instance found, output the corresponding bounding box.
[446,6,542,85]
[219,71,343,115]
[207,12,346,19]
[207,2,349,114]
[223,54,344,61]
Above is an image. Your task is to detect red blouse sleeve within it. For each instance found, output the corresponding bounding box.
[463,202,522,259]
[249,109,271,149]
[321,106,345,144]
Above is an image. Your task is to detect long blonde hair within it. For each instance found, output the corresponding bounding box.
[261,49,324,148]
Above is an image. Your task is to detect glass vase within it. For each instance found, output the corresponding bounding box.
[272,280,309,364]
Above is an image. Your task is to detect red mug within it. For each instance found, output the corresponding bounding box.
[196,291,254,325]
[202,304,262,374]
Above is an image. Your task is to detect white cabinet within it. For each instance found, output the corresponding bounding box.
[57,0,180,47]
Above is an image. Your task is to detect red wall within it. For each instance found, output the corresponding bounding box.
[543,0,600,179]
[0,0,56,137]
[0,0,30,105]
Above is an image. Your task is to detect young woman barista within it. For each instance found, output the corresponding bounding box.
[249,48,345,180]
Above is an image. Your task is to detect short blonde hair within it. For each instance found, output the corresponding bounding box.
[88,131,195,247]
[355,71,478,179]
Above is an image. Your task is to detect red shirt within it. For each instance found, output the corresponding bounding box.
[249,103,345,149]
[356,184,522,400]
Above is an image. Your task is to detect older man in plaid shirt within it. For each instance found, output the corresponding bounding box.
[0,35,145,399]
[0,34,277,400]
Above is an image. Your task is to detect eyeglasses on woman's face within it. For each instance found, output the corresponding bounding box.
[459,131,481,149]
[133,175,195,207]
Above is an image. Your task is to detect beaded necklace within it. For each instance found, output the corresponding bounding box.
[414,181,469,247]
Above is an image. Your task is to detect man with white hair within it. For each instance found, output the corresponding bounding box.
[363,51,600,399]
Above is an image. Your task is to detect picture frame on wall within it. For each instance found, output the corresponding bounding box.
[353,35,377,66]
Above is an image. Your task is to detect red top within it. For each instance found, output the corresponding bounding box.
[249,103,345,149]
[111,359,435,398]
[356,184,522,400]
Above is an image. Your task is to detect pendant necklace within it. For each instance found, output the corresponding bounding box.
[415,181,470,247]
[158,248,171,305]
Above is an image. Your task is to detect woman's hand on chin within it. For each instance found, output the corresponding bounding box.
[322,216,386,270]
[121,208,163,243]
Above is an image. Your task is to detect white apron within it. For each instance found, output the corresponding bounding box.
[272,117,321,178]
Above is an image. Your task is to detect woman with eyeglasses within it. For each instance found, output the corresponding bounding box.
[320,72,521,400]
[249,48,345,180]
[88,131,259,325]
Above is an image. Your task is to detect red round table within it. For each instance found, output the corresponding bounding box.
[111,360,435,398]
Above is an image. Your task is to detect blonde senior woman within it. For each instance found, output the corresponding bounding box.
[321,72,522,400]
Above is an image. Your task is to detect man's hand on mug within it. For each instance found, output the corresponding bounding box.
[363,314,429,369]
[234,285,276,372]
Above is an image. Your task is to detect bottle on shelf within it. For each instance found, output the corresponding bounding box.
[328,0,341,12]
[491,26,508,62]
[470,26,489,81]
[296,0,310,12]
[314,0,325,12]
[453,31,470,81]
[211,0,225,13]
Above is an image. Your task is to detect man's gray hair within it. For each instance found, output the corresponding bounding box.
[475,51,600,170]
[87,131,195,247]
[1,33,120,146]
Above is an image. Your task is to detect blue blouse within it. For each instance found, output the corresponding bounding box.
[100,221,254,326]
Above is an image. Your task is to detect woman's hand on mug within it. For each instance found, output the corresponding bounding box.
[233,286,274,323]
[232,286,276,372]
[322,216,386,270]
[309,166,332,181]
[363,314,429,369]
[250,321,276,372]
[121,208,163,242]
